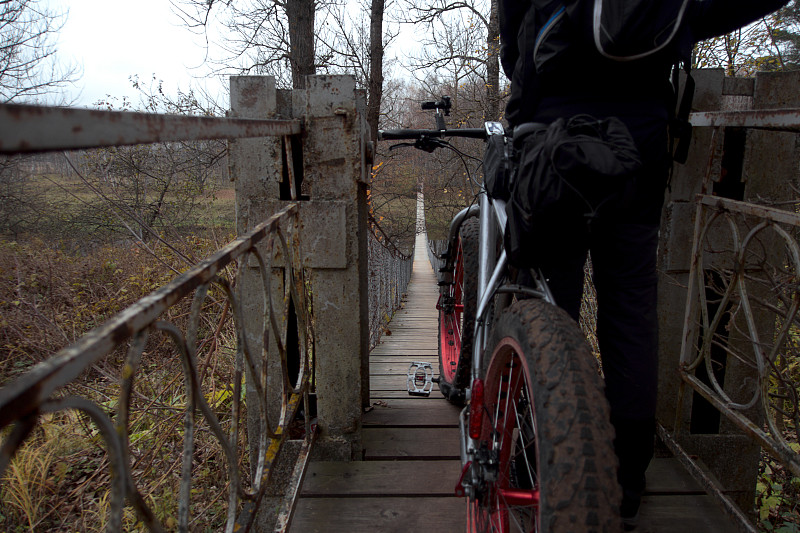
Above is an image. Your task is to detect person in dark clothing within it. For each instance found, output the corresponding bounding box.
[498,0,789,528]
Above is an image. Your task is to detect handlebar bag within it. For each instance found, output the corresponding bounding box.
[504,114,641,268]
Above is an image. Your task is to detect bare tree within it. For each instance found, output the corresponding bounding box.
[173,0,395,140]
[694,5,800,75]
[172,0,319,89]
[0,0,78,103]
[314,0,399,143]
[368,0,387,143]
[74,82,228,245]
[399,0,502,120]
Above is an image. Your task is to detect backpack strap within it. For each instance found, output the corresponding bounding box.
[670,61,695,165]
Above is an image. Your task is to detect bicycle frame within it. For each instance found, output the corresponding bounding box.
[447,142,556,497]
[383,102,623,531]
[380,108,557,499]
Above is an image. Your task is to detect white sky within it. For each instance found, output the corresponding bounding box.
[47,0,226,108]
[46,0,422,110]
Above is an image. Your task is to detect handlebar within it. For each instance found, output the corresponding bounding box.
[377,128,487,141]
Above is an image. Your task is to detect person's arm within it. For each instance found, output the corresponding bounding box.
[689,0,790,41]
[499,0,530,79]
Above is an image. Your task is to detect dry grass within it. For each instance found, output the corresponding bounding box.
[0,233,247,531]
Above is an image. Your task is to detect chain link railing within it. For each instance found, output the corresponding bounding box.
[428,238,446,279]
[367,234,413,349]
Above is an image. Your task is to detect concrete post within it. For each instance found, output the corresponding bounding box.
[299,76,371,460]
[230,75,370,472]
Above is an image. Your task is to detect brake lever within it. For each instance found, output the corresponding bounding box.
[389,142,415,151]
[389,137,449,153]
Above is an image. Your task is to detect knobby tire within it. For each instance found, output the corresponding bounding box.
[438,217,479,404]
[468,299,621,533]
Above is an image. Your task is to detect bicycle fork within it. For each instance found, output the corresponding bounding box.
[457,193,509,499]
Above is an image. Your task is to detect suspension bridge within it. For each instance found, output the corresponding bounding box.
[1,72,799,532]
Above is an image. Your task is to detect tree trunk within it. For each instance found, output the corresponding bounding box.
[486,0,501,121]
[287,0,316,89]
[367,0,385,144]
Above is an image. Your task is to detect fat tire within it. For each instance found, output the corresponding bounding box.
[438,216,479,403]
[475,298,621,532]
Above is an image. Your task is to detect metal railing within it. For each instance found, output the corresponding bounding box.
[661,105,800,532]
[367,235,413,349]
[0,103,314,532]
[678,195,800,478]
[427,238,446,282]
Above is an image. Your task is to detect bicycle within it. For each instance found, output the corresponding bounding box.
[379,97,621,532]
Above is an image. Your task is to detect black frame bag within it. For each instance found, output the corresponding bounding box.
[504,115,641,268]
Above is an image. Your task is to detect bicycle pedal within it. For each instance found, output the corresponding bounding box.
[407,361,434,397]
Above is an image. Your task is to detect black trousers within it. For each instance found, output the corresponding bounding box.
[527,97,671,495]
[537,218,659,421]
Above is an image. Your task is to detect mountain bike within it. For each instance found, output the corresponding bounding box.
[380,97,621,532]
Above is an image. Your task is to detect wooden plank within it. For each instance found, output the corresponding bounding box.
[637,495,737,533]
[372,345,436,351]
[369,376,408,390]
[646,458,706,494]
[370,356,438,364]
[370,375,429,391]
[370,361,441,375]
[288,497,465,533]
[363,427,461,459]
[374,331,437,339]
[370,389,445,399]
[374,335,436,341]
[371,347,437,355]
[363,398,460,427]
[375,334,436,341]
[300,460,461,496]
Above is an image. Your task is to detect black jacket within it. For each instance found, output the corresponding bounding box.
[500,0,790,126]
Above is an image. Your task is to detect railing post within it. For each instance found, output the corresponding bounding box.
[229,76,286,488]
[230,75,371,469]
[300,75,371,459]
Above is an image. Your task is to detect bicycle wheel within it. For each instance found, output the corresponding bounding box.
[438,217,479,404]
[468,299,620,532]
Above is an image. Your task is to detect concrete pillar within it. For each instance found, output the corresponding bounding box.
[229,75,370,475]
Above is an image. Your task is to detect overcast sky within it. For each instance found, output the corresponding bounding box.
[47,0,226,108]
[44,1,424,110]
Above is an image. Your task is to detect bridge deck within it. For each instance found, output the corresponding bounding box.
[289,231,737,532]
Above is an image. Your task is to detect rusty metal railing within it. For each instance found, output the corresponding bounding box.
[663,106,800,533]
[0,103,315,532]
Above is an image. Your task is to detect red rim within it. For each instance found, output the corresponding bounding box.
[468,338,540,533]
[438,237,464,384]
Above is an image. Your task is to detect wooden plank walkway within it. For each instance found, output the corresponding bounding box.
[290,228,465,532]
[289,225,737,532]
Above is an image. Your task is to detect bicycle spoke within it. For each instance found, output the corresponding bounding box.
[512,388,537,491]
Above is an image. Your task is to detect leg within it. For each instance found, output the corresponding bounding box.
[591,221,660,525]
